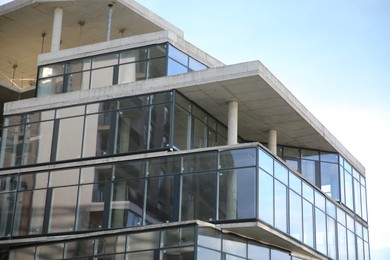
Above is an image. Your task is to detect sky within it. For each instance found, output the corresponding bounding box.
[1,0,390,258]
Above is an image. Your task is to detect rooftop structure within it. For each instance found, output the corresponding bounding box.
[0,1,369,259]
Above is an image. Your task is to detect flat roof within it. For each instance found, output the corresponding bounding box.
[0,0,183,92]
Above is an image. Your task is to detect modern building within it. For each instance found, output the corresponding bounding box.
[0,0,369,259]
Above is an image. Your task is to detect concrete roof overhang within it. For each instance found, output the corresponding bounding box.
[0,0,182,92]
[4,60,365,173]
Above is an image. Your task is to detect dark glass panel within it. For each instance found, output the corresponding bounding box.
[220,148,256,169]
[119,95,149,109]
[168,45,188,66]
[1,125,24,167]
[258,149,273,174]
[259,170,274,225]
[189,57,207,71]
[66,71,90,92]
[84,112,113,157]
[114,160,146,180]
[19,172,48,190]
[120,48,147,63]
[64,238,95,258]
[283,147,300,158]
[4,115,22,126]
[149,44,167,58]
[148,156,180,177]
[301,149,319,160]
[193,117,207,148]
[12,189,46,236]
[36,243,64,259]
[274,180,287,232]
[126,251,155,259]
[145,176,175,224]
[181,172,216,221]
[289,190,302,241]
[198,227,221,251]
[95,235,126,255]
[91,67,114,88]
[0,192,16,236]
[320,162,339,199]
[161,227,194,247]
[92,53,118,69]
[0,175,18,192]
[150,91,172,105]
[175,92,191,111]
[127,230,159,251]
[148,104,171,150]
[49,186,78,233]
[111,178,144,228]
[118,61,146,83]
[37,76,64,96]
[9,247,35,260]
[182,151,217,173]
[148,58,167,79]
[173,105,191,150]
[160,247,194,260]
[116,107,148,153]
[167,58,188,76]
[56,116,84,161]
[76,183,105,231]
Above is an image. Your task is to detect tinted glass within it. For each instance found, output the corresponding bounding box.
[259,170,274,225]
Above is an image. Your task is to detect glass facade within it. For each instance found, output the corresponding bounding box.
[8,224,302,260]
[36,44,207,96]
[0,144,369,259]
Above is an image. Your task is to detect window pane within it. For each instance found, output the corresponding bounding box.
[91,67,114,88]
[220,148,256,169]
[315,208,327,255]
[320,162,339,199]
[84,112,113,157]
[49,186,78,233]
[1,125,24,167]
[119,95,149,110]
[189,57,207,71]
[19,172,48,190]
[289,190,302,241]
[258,149,273,174]
[56,105,85,118]
[66,71,90,92]
[118,61,146,83]
[127,231,159,251]
[174,106,191,150]
[66,58,91,73]
[36,243,64,259]
[161,227,194,247]
[37,76,64,96]
[182,151,217,173]
[197,247,221,259]
[198,227,221,250]
[65,238,94,258]
[327,217,336,259]
[95,235,126,255]
[92,53,118,68]
[259,170,274,225]
[345,172,354,210]
[149,44,167,58]
[301,149,319,160]
[9,247,35,260]
[24,121,53,165]
[161,247,194,260]
[338,224,348,260]
[289,172,301,195]
[274,180,287,232]
[50,168,79,187]
[348,230,356,259]
[222,234,246,257]
[182,172,216,221]
[146,176,175,224]
[320,152,338,163]
[168,45,188,65]
[315,191,326,212]
[167,58,188,76]
[301,159,317,185]
[111,179,144,228]
[114,160,146,180]
[149,104,171,150]
[16,190,46,236]
[148,58,166,79]
[56,116,84,161]
[302,182,314,203]
[39,64,64,78]
[274,161,288,184]
[303,200,314,247]
[271,249,290,260]
[354,179,362,217]
[0,192,15,236]
[248,243,270,260]
[120,48,147,63]
[76,183,105,231]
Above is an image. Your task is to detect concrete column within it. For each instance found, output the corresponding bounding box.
[268,129,277,154]
[227,100,238,145]
[51,8,63,52]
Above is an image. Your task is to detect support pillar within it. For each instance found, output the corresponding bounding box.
[51,8,63,52]
[268,129,277,155]
[227,100,238,145]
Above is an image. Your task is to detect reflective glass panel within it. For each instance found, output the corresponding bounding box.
[1,125,24,167]
[161,227,194,247]
[301,159,317,185]
[160,247,194,260]
[274,180,287,232]
[91,67,114,88]
[248,243,270,260]
[66,71,90,92]
[95,235,126,255]
[50,168,79,187]
[39,64,64,78]
[66,58,91,73]
[76,183,105,231]
[327,216,336,259]
[193,117,207,148]
[348,230,356,259]
[259,170,274,225]
[301,149,319,160]
[289,172,301,195]
[114,160,146,179]
[274,161,288,184]
[120,48,147,63]
[49,186,78,233]
[167,58,188,76]
[197,247,221,259]
[320,162,339,199]
[9,247,35,260]
[182,151,217,173]
[37,76,64,96]
[222,234,246,257]
[168,45,188,65]
[189,57,207,71]
[303,200,314,247]
[148,58,166,79]
[149,44,167,58]
[315,208,327,255]
[118,61,146,83]
[148,104,171,150]
[24,121,53,165]
[258,149,273,174]
[338,224,348,260]
[198,227,221,251]
[36,243,64,259]
[84,112,113,157]
[289,190,302,241]
[271,249,290,260]
[127,230,159,251]
[182,172,216,221]
[65,238,94,258]
[56,116,84,161]
[92,53,118,69]
[174,106,191,150]
[220,148,256,169]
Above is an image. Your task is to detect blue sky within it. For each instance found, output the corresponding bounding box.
[1,0,390,258]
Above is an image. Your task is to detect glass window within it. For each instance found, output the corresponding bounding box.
[65,71,90,92]
[198,227,221,251]
[314,191,325,212]
[326,199,336,219]
[76,183,105,231]
[354,179,362,217]
[119,95,149,110]
[320,162,339,199]
[327,216,336,259]
[348,230,356,259]
[336,208,345,225]
[118,61,146,83]
[303,200,314,247]
[302,182,314,204]
[66,58,91,73]
[338,224,348,260]
[219,168,256,220]
[315,208,327,255]
[149,44,167,58]
[361,185,368,221]
[248,243,270,260]
[161,227,194,247]
[167,58,188,76]
[49,186,78,233]
[197,247,221,259]
[220,148,256,169]
[193,117,207,149]
[36,243,64,259]
[120,48,147,63]
[274,180,287,232]
[37,76,64,96]
[9,247,35,260]
[24,121,53,165]
[64,238,94,258]
[301,149,319,160]
[345,172,354,210]
[274,161,288,184]
[270,249,290,260]
[56,116,84,161]
[289,190,302,241]
[92,53,118,69]
[145,176,176,224]
[50,168,79,187]
[1,125,24,167]
[182,172,216,221]
[320,152,338,163]
[19,172,48,190]
[127,230,159,251]
[111,178,144,228]
[148,104,171,150]
[84,112,113,157]
[168,45,188,66]
[91,67,114,88]
[160,247,194,260]
[95,235,126,255]
[222,234,246,257]
[259,170,274,225]
[289,172,301,195]
[56,105,85,118]
[301,159,318,185]
[189,57,207,71]
[39,63,64,78]
[258,149,273,174]
[114,160,146,180]
[182,151,217,173]
[148,58,166,79]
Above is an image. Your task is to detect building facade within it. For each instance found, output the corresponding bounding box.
[0,1,369,259]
